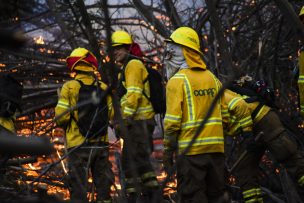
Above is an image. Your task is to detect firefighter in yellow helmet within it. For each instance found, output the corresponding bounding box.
[111,31,161,202]
[298,6,304,117]
[163,26,227,202]
[226,78,304,202]
[55,47,114,203]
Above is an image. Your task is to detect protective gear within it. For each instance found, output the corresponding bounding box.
[164,43,187,80]
[221,89,253,136]
[55,73,113,149]
[242,188,263,203]
[239,97,271,123]
[163,150,174,174]
[66,47,98,72]
[111,30,132,47]
[165,27,202,54]
[120,59,154,120]
[68,144,114,202]
[233,111,304,201]
[0,117,15,133]
[298,48,304,117]
[121,120,159,199]
[298,175,304,186]
[129,43,143,57]
[182,46,206,69]
[164,68,224,155]
[177,153,225,202]
[299,6,304,17]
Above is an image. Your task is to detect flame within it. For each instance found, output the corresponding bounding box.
[34,36,45,45]
[157,171,177,195]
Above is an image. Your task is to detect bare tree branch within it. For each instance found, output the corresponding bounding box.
[131,0,170,38]
[162,0,182,28]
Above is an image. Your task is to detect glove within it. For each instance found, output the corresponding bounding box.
[163,150,174,175]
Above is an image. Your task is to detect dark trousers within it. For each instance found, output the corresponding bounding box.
[121,119,160,202]
[67,142,114,202]
[235,111,304,191]
[176,153,225,203]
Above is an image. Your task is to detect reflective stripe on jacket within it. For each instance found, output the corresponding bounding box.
[121,59,154,120]
[55,67,113,149]
[221,89,253,136]
[298,50,304,116]
[243,97,271,124]
[0,117,15,133]
[164,68,224,155]
[222,93,270,136]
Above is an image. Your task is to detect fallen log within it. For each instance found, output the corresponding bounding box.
[6,156,38,166]
[0,126,54,155]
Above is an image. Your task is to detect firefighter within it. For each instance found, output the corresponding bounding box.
[298,6,304,117]
[0,74,23,178]
[163,26,227,202]
[55,48,114,203]
[111,30,161,203]
[0,75,23,133]
[225,79,304,203]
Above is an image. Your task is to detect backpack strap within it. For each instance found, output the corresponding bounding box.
[250,102,264,120]
[244,96,259,103]
[142,67,151,101]
[69,79,83,126]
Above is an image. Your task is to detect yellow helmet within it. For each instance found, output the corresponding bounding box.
[300,6,304,17]
[111,30,133,47]
[165,27,202,54]
[66,47,98,71]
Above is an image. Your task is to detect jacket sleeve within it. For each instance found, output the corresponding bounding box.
[298,50,304,117]
[224,90,253,135]
[100,82,114,121]
[55,83,71,126]
[164,78,183,152]
[122,60,144,118]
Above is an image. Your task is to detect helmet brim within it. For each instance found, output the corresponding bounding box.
[164,38,203,55]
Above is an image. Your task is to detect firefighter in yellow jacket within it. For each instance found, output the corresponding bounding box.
[163,27,227,202]
[55,48,114,203]
[226,80,304,203]
[298,6,304,117]
[0,74,23,178]
[111,31,160,203]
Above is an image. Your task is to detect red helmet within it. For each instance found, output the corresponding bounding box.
[66,47,98,71]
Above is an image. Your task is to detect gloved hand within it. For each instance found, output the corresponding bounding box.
[163,150,174,175]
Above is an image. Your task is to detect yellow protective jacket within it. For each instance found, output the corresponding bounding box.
[298,48,304,116]
[164,48,224,155]
[223,93,271,136]
[55,68,113,149]
[0,117,15,133]
[221,90,253,136]
[121,59,154,120]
